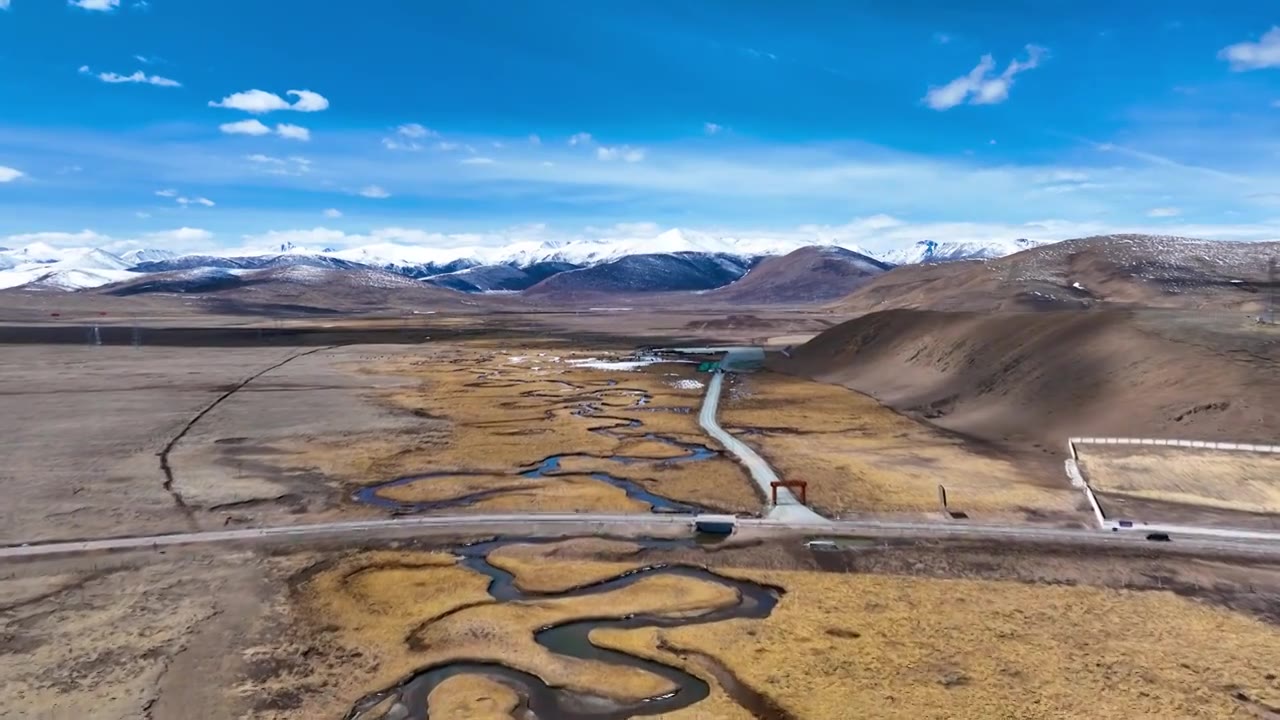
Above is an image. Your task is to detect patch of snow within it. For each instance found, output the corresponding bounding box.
[1071,281,1087,290]
[671,379,705,390]
[507,356,527,364]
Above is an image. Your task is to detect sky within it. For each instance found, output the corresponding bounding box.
[3,0,1280,254]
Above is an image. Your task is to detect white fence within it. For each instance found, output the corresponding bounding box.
[1068,437,1280,460]
[1065,436,1280,541]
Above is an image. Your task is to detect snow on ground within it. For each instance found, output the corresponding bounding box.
[671,379,705,390]
[506,356,528,364]
[567,357,665,371]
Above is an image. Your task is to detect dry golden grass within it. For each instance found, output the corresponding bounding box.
[720,371,1079,517]
[331,344,761,514]
[552,454,760,512]
[589,626,754,720]
[425,674,519,720]
[443,475,651,514]
[1080,446,1280,514]
[296,551,493,697]
[403,571,740,703]
[486,539,648,593]
[643,567,1280,720]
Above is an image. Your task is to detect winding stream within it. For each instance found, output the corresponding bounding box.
[351,373,717,514]
[344,538,784,720]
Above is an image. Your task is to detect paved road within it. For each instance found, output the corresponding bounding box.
[5,513,1280,560]
[699,370,826,522]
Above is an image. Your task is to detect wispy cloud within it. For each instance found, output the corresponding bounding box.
[0,166,23,183]
[208,89,329,114]
[382,123,437,151]
[460,156,496,165]
[703,122,723,136]
[596,145,645,162]
[1147,206,1181,217]
[1219,27,1280,71]
[568,132,593,146]
[154,188,178,197]
[924,44,1046,110]
[358,185,390,199]
[0,1,11,11]
[79,65,181,87]
[246,154,312,176]
[68,0,119,10]
[177,196,216,207]
[323,208,342,218]
[528,134,542,146]
[932,32,952,45]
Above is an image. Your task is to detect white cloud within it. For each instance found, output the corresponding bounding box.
[154,188,178,197]
[135,211,151,219]
[528,134,542,145]
[460,157,496,165]
[435,141,460,151]
[703,122,723,135]
[145,227,213,245]
[78,66,181,87]
[933,32,952,44]
[275,123,311,141]
[219,119,272,136]
[382,123,439,151]
[924,44,1046,110]
[134,54,154,64]
[596,145,646,162]
[0,1,11,10]
[1220,27,1280,71]
[287,90,329,112]
[1147,207,1181,217]
[176,196,216,207]
[323,208,342,218]
[542,161,555,167]
[208,89,329,113]
[568,132,593,146]
[218,120,307,140]
[395,123,434,139]
[358,185,390,199]
[0,166,24,183]
[68,0,119,10]
[246,154,311,175]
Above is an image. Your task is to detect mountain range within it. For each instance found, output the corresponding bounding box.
[0,233,1044,294]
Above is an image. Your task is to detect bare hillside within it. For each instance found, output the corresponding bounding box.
[707,246,890,303]
[833,235,1280,313]
[776,308,1280,454]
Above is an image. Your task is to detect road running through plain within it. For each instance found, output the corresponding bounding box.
[699,369,826,523]
[6,513,1280,561]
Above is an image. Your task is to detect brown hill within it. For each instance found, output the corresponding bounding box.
[776,308,1280,456]
[833,234,1280,313]
[708,246,891,303]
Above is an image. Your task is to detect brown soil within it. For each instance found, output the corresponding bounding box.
[833,234,1280,313]
[779,308,1280,458]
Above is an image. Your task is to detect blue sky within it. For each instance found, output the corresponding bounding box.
[3,0,1280,253]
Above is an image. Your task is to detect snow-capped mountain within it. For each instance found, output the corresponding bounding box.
[881,238,1043,265]
[0,247,139,290]
[0,230,1053,293]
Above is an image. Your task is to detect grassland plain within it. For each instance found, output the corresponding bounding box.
[1079,445,1280,514]
[719,370,1081,520]
[279,342,761,515]
[264,538,1280,720]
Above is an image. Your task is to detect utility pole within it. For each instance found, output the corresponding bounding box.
[1268,257,1277,324]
